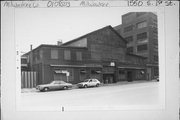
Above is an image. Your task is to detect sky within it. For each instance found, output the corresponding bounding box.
[15,8,129,54]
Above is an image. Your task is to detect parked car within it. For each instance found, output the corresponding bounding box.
[77,79,101,88]
[36,80,72,92]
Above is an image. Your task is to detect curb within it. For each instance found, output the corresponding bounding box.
[21,80,157,93]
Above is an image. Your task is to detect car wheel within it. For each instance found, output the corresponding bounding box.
[63,86,68,90]
[96,83,99,87]
[43,87,49,92]
[84,85,88,88]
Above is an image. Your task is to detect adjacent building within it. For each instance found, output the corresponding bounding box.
[22,26,147,85]
[114,12,159,80]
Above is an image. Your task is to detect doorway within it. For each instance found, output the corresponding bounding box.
[127,71,133,82]
[103,74,114,84]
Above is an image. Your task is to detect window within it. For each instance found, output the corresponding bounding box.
[64,50,71,60]
[76,51,82,61]
[154,55,158,62]
[40,50,43,59]
[154,44,158,51]
[136,21,147,29]
[123,25,133,33]
[127,47,133,53]
[137,32,147,40]
[154,67,159,76]
[125,36,133,43]
[51,49,58,59]
[137,44,148,51]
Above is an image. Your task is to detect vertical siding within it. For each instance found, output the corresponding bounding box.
[21,71,37,88]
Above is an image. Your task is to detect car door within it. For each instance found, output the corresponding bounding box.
[88,79,93,87]
[53,81,61,90]
[58,81,64,89]
[92,79,97,86]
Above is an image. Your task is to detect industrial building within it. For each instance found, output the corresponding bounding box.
[21,25,147,86]
[114,12,159,80]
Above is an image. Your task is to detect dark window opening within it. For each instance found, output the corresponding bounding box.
[137,32,147,40]
[154,55,159,62]
[124,25,133,33]
[127,47,133,53]
[137,44,148,51]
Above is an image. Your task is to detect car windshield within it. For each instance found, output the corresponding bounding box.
[84,79,90,82]
[50,81,56,84]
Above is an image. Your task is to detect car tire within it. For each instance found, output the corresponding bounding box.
[84,85,88,88]
[96,84,99,87]
[63,86,68,90]
[43,87,49,92]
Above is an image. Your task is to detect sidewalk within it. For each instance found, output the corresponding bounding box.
[21,80,158,93]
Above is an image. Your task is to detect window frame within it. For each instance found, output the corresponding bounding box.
[76,51,82,61]
[137,32,148,41]
[50,49,59,59]
[64,50,71,60]
[136,21,147,29]
[137,44,148,52]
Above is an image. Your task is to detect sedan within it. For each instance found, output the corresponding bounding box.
[36,80,72,92]
[77,79,101,88]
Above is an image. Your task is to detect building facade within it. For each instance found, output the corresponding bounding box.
[22,26,147,85]
[114,12,159,80]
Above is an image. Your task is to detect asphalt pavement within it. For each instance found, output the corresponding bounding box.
[19,81,160,110]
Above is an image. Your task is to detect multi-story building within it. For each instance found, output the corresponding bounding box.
[114,12,159,80]
[21,25,147,85]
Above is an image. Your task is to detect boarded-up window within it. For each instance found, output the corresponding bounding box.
[64,50,71,60]
[76,51,82,61]
[51,49,58,59]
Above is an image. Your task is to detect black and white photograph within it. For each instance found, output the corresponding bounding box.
[16,8,164,111]
[1,1,179,120]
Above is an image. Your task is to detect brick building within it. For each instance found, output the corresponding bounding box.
[22,25,147,85]
[114,12,159,80]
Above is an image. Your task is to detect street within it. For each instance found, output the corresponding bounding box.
[19,81,160,110]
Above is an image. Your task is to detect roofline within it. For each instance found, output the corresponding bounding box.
[109,26,127,43]
[62,25,127,46]
[22,25,128,56]
[21,44,87,56]
[62,26,111,46]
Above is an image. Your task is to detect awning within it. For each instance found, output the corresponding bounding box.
[54,70,68,74]
[118,66,145,70]
[80,70,87,73]
[50,64,102,68]
[96,70,102,73]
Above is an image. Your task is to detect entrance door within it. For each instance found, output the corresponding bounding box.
[103,74,114,84]
[127,71,133,82]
